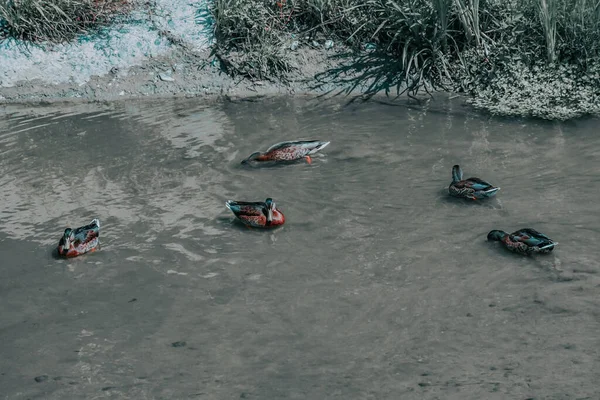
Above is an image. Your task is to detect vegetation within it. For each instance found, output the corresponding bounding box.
[0,0,132,42]
[0,0,597,119]
[212,0,600,120]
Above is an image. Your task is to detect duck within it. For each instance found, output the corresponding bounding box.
[487,228,557,255]
[449,164,499,200]
[57,218,100,257]
[241,140,330,165]
[225,198,285,228]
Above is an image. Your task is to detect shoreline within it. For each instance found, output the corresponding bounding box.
[2,1,600,121]
[1,45,450,111]
[0,46,357,104]
[1,38,598,123]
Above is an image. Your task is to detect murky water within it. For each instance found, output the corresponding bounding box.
[1,97,599,399]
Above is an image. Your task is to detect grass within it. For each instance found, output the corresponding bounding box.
[0,0,132,43]
[212,0,600,119]
[210,0,294,80]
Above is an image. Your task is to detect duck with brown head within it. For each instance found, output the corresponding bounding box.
[241,140,330,165]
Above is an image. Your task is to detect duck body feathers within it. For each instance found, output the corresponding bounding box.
[57,218,100,257]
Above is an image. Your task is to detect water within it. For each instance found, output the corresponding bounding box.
[1,97,599,399]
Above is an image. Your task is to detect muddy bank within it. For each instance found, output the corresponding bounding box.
[2,42,597,122]
[0,0,398,106]
[0,44,370,105]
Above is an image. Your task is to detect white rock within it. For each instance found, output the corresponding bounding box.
[159,73,174,82]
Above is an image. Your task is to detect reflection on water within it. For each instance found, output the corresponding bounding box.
[1,97,600,399]
[0,101,232,249]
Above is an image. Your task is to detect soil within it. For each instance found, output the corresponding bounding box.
[0,44,378,105]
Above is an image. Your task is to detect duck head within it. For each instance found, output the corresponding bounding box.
[263,198,276,225]
[487,230,507,242]
[452,165,463,183]
[61,228,74,251]
[241,152,262,164]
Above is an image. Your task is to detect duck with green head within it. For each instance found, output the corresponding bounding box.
[487,228,557,255]
[449,165,500,200]
[225,198,285,228]
[57,218,100,257]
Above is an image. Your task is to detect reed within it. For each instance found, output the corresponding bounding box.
[557,0,600,67]
[454,0,481,47]
[537,0,557,63]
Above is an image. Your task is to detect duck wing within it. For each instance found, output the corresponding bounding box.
[266,140,330,154]
[464,177,496,190]
[72,219,100,243]
[226,200,265,216]
[265,141,294,153]
[511,228,554,247]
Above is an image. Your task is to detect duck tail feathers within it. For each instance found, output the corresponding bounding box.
[225,200,234,210]
[91,218,100,228]
[539,242,557,250]
[308,141,330,154]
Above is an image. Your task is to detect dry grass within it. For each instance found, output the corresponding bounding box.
[0,0,132,42]
[211,0,295,80]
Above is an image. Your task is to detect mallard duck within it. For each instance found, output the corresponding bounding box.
[57,218,100,257]
[241,140,330,165]
[487,228,557,255]
[449,164,499,200]
[225,198,285,228]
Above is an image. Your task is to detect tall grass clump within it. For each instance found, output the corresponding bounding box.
[554,0,600,68]
[211,0,308,80]
[0,0,132,43]
[537,0,557,62]
[212,0,600,118]
[212,0,465,90]
[312,0,460,95]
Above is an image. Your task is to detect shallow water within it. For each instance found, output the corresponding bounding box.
[1,97,599,399]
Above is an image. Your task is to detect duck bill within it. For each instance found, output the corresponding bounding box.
[241,152,261,165]
[266,209,273,225]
